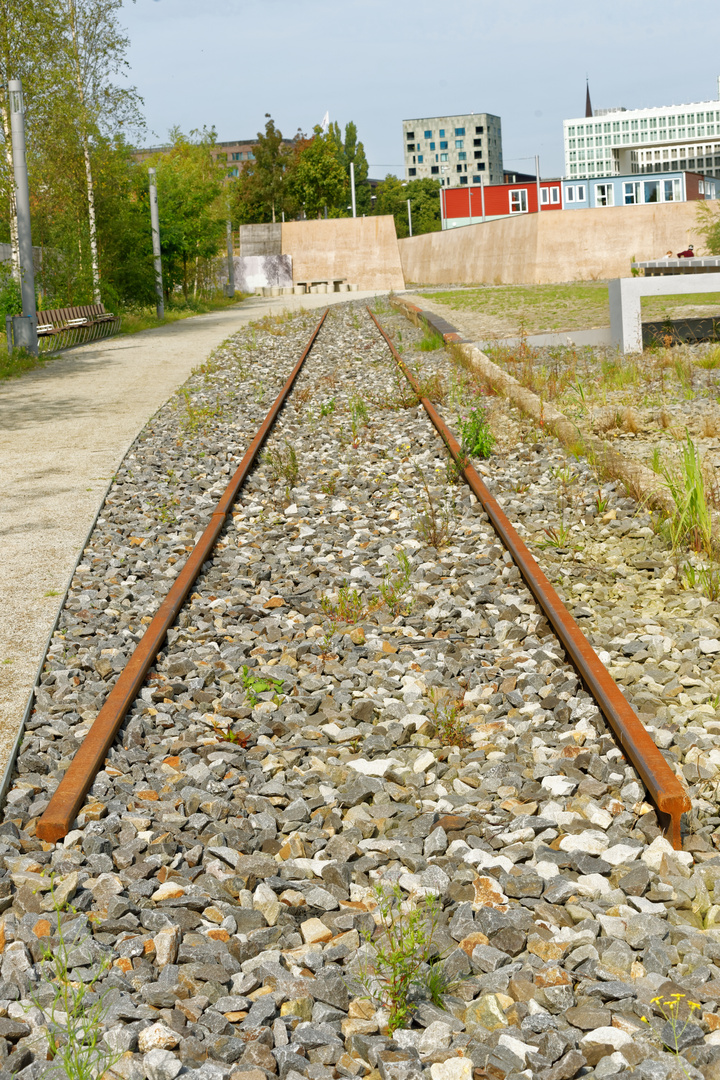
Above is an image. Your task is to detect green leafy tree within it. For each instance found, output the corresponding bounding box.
[342,121,371,214]
[374,174,441,237]
[230,114,296,225]
[145,128,226,302]
[290,125,348,218]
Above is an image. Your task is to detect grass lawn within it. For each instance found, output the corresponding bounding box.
[420,282,720,337]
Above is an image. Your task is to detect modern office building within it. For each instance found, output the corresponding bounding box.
[402,113,503,187]
[564,81,720,180]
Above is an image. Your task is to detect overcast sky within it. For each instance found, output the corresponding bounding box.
[119,0,720,179]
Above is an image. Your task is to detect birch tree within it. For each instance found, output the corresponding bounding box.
[58,0,142,301]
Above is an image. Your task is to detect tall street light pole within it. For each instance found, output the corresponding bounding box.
[8,77,37,355]
[148,168,164,319]
[350,162,357,218]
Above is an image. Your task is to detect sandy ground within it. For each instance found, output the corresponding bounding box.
[0,290,385,778]
[403,292,524,341]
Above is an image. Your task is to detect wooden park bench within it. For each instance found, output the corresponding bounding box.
[35,303,121,352]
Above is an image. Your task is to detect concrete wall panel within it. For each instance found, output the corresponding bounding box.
[399,201,703,285]
[281,216,405,291]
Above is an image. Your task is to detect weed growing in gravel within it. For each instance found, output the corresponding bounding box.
[321,582,366,626]
[595,490,609,514]
[412,464,459,550]
[319,473,339,496]
[418,325,445,351]
[424,958,465,1007]
[32,885,120,1080]
[458,404,495,459]
[683,562,720,601]
[657,433,714,556]
[209,718,251,746]
[178,390,225,434]
[264,442,299,487]
[698,347,720,370]
[320,397,336,417]
[430,691,472,747]
[538,523,574,550]
[641,993,702,1057]
[357,884,441,1035]
[240,665,283,706]
[379,551,414,616]
[350,395,369,444]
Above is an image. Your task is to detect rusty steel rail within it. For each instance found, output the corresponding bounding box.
[368,307,691,849]
[37,308,329,843]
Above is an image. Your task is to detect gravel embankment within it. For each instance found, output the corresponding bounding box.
[2,303,720,1080]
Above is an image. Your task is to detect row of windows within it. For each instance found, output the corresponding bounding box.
[408,125,485,140]
[409,164,487,178]
[568,111,720,138]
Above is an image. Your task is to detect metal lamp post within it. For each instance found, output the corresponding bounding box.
[8,77,37,355]
[148,168,164,319]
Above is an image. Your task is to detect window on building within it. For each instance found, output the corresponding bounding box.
[408,168,417,177]
[431,165,439,174]
[612,122,620,132]
[595,183,614,206]
[246,151,254,160]
[440,153,448,162]
[440,141,448,150]
[472,175,482,184]
[551,187,560,203]
[458,152,466,161]
[623,181,641,204]
[566,186,575,203]
[231,152,242,161]
[540,188,549,204]
[644,180,660,203]
[475,125,484,134]
[424,129,432,138]
[473,139,482,147]
[622,120,629,131]
[455,127,465,136]
[439,129,445,137]
[510,189,528,213]
[577,185,586,200]
[406,131,415,140]
[473,150,483,161]
[407,143,415,152]
[456,164,463,173]
[455,139,464,149]
[708,181,716,198]
[227,167,238,177]
[699,180,705,194]
[418,155,424,163]
[459,176,468,184]
[477,162,485,170]
[441,165,449,173]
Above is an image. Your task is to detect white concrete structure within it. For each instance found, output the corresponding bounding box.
[403,112,503,188]
[609,272,720,353]
[564,80,720,180]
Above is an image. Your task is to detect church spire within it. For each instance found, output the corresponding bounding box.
[585,79,593,118]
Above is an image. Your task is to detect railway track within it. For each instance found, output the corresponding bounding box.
[2,301,720,1080]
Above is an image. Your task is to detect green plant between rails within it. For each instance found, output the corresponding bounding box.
[30,881,122,1080]
[241,665,284,706]
[429,690,473,748]
[412,463,459,550]
[379,550,414,617]
[418,324,445,352]
[178,389,225,434]
[264,441,299,487]
[458,403,495,459]
[356,884,441,1035]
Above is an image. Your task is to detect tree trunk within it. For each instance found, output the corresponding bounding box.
[0,102,20,282]
[68,0,101,302]
[81,136,100,302]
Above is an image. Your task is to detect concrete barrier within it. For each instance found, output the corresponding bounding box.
[281,216,405,291]
[610,272,720,353]
[399,201,703,285]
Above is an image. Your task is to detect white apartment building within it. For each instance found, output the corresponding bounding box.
[564,80,720,180]
[402,113,503,187]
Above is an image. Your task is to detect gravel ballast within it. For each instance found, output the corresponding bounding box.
[3,302,720,1080]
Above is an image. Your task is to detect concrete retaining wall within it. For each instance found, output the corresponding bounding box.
[399,201,704,285]
[239,224,282,257]
[281,216,405,291]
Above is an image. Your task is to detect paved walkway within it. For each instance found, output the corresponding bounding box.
[0,290,385,774]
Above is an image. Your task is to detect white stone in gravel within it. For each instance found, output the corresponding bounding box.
[413,750,436,773]
[153,925,180,968]
[284,503,298,516]
[700,638,720,653]
[580,1028,633,1053]
[586,807,613,828]
[535,861,560,880]
[465,849,514,873]
[602,844,641,866]
[349,758,400,777]
[144,1049,183,1080]
[331,498,348,512]
[574,873,612,898]
[627,895,667,915]
[138,1024,180,1053]
[254,882,281,926]
[641,835,693,871]
[541,775,577,797]
[558,830,610,854]
[430,1058,473,1080]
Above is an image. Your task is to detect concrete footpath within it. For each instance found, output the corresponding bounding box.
[0,290,384,774]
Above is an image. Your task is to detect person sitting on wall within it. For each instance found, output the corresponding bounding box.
[677,245,695,257]
[663,250,674,259]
